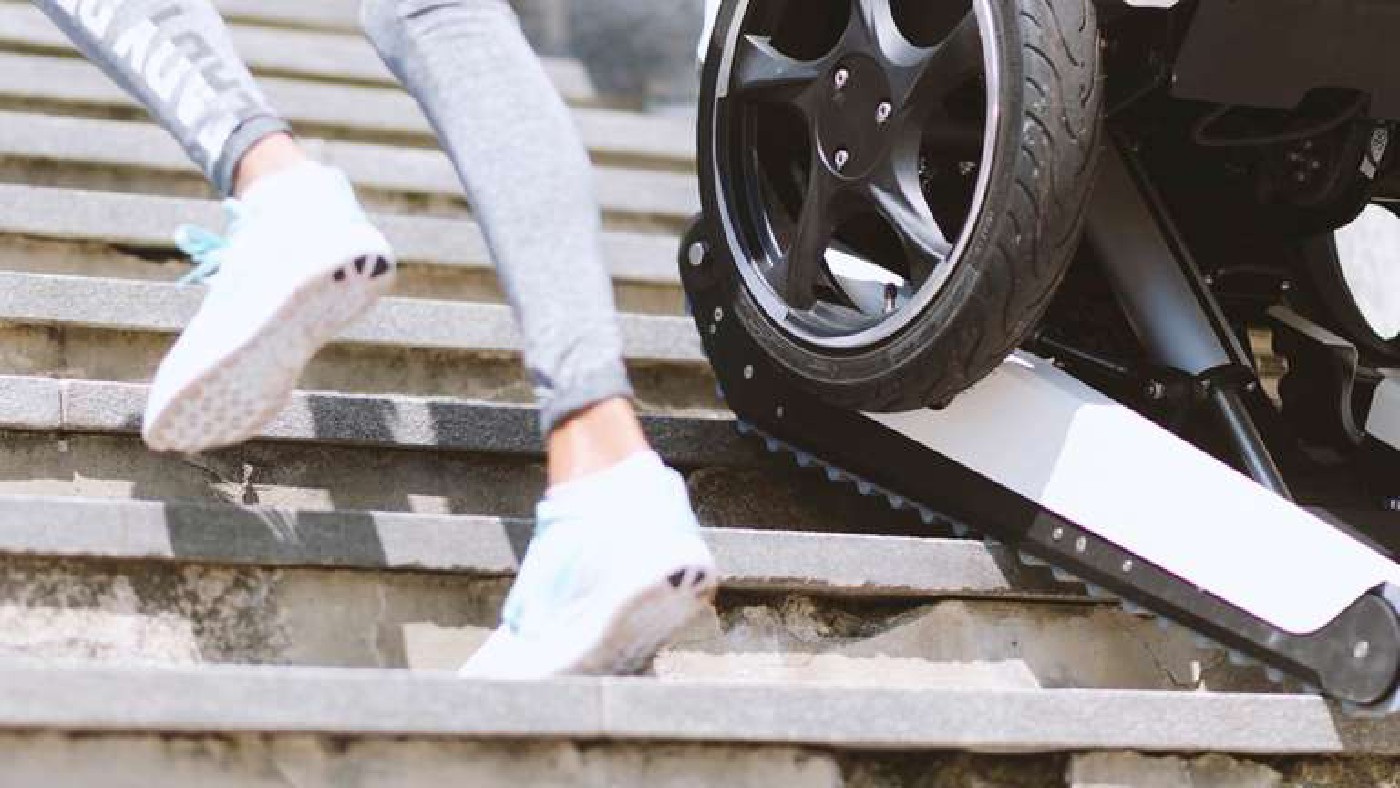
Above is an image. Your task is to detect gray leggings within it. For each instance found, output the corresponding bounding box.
[32,0,633,434]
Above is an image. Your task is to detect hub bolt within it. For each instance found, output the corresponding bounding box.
[1356,640,1372,661]
[834,68,850,90]
[688,241,707,267]
[876,101,892,124]
[834,148,851,172]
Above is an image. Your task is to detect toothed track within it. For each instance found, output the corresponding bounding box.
[736,418,1319,698]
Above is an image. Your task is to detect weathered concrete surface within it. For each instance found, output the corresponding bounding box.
[0,431,921,534]
[0,116,698,231]
[0,272,706,362]
[0,496,1060,598]
[0,180,685,282]
[0,325,717,409]
[4,734,1396,787]
[0,557,506,668]
[3,664,1400,754]
[0,3,602,103]
[1069,753,1284,787]
[0,735,843,788]
[0,551,1264,693]
[0,51,696,166]
[52,378,759,469]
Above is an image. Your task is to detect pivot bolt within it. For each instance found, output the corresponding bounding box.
[743,365,755,380]
[834,68,850,90]
[876,101,892,124]
[713,307,724,323]
[834,148,851,172]
[1144,381,1167,401]
[1356,640,1372,661]
[688,241,707,268]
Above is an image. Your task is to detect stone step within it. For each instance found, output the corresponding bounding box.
[0,271,704,363]
[0,2,601,104]
[0,113,698,232]
[0,182,686,313]
[0,51,696,168]
[1,665,1392,757]
[0,376,749,466]
[0,494,1265,693]
[0,496,1025,596]
[0,373,902,533]
[211,0,394,34]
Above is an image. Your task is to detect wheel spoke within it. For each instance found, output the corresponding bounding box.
[867,159,952,283]
[733,34,828,106]
[773,168,838,308]
[851,0,924,65]
[899,13,982,115]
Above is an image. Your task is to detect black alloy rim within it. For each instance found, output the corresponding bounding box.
[710,0,1000,349]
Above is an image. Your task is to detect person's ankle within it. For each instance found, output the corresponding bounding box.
[546,398,650,487]
[232,133,309,198]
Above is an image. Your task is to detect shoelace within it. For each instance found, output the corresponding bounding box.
[173,201,247,285]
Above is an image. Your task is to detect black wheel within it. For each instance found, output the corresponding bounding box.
[697,0,1102,410]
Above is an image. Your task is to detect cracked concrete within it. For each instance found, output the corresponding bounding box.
[0,735,844,788]
[0,557,1276,692]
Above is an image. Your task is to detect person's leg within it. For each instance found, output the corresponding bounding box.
[361,0,716,678]
[32,0,292,196]
[32,0,396,453]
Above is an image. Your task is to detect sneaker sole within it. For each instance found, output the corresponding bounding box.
[143,253,396,454]
[577,563,719,676]
[461,560,718,680]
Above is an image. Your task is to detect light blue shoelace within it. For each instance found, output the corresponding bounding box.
[173,201,246,285]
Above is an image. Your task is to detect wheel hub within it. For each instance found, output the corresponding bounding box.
[815,55,893,180]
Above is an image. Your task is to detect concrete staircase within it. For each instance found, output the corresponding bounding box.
[0,2,1396,784]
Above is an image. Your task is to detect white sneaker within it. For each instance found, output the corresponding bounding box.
[461,452,718,679]
[143,161,396,454]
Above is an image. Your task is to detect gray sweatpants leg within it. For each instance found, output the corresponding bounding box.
[31,0,289,196]
[361,0,634,434]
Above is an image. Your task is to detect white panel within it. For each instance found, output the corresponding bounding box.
[1368,371,1400,451]
[868,353,1400,635]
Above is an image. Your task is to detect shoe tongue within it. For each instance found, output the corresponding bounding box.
[239,161,355,217]
[536,451,686,536]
